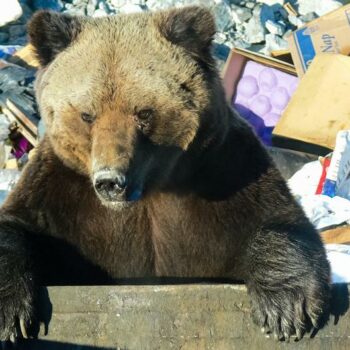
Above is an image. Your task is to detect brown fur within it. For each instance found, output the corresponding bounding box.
[0,7,331,341]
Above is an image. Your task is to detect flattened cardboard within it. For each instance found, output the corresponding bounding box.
[9,44,39,68]
[288,4,350,77]
[273,54,350,154]
[322,225,350,245]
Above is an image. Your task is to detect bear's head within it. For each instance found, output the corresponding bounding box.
[28,7,229,208]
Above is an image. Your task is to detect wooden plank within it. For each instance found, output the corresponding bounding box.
[9,44,40,68]
[10,284,350,349]
[2,107,38,147]
[6,97,39,136]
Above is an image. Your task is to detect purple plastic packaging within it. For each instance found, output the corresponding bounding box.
[12,137,30,159]
[232,61,299,145]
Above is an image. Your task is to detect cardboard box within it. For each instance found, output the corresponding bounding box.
[288,4,350,77]
[273,54,350,155]
[222,48,297,145]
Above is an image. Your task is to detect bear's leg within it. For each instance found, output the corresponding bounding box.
[0,214,38,341]
[243,222,331,341]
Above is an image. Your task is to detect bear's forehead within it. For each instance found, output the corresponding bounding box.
[38,13,208,114]
[75,14,175,66]
[50,14,198,86]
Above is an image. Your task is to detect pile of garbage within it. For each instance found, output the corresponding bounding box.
[0,1,348,61]
[222,3,350,283]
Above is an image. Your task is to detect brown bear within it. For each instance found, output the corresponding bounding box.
[0,6,330,342]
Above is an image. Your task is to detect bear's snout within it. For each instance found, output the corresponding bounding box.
[93,169,127,201]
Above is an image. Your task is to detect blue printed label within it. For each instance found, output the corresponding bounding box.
[294,28,316,72]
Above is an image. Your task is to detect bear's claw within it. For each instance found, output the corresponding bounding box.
[0,278,37,342]
[249,280,330,342]
[20,318,28,339]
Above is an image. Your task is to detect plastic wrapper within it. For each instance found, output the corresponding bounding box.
[326,244,350,284]
[0,169,20,206]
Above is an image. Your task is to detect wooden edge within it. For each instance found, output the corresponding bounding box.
[16,284,350,349]
[10,44,40,68]
[322,226,350,245]
[2,108,38,147]
[6,98,38,135]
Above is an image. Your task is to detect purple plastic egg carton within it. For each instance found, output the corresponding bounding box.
[232,61,299,145]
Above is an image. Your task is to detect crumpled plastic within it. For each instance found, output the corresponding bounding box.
[288,160,322,197]
[299,195,350,230]
[289,161,350,283]
[326,244,350,283]
[0,169,21,205]
[289,160,350,230]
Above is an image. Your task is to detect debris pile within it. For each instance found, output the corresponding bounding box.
[0,1,347,59]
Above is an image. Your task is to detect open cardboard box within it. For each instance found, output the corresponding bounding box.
[222,49,350,245]
[222,47,296,103]
[222,47,301,149]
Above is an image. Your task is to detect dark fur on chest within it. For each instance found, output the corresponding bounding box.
[2,132,300,285]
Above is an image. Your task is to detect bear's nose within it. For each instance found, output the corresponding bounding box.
[93,170,127,199]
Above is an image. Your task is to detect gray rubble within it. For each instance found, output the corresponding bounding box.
[0,0,348,63]
[298,0,343,17]
[0,0,23,27]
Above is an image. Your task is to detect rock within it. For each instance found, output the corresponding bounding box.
[264,33,288,54]
[64,5,87,16]
[211,0,235,32]
[259,4,278,24]
[245,2,256,9]
[10,35,27,46]
[231,5,252,24]
[8,25,26,40]
[233,38,251,49]
[257,0,284,5]
[110,0,126,9]
[143,0,195,10]
[0,32,9,44]
[212,42,231,61]
[0,114,10,142]
[265,19,285,35]
[283,29,293,40]
[86,0,98,16]
[288,14,305,28]
[72,0,87,5]
[0,0,22,27]
[244,16,265,44]
[32,0,64,11]
[277,7,289,19]
[214,32,228,45]
[118,3,144,14]
[248,43,266,53]
[13,3,33,25]
[226,0,240,4]
[300,12,318,23]
[297,0,343,17]
[93,8,108,17]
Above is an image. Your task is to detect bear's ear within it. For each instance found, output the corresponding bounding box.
[28,10,82,66]
[155,6,216,59]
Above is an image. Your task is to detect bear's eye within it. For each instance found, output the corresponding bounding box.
[137,109,153,121]
[81,112,96,124]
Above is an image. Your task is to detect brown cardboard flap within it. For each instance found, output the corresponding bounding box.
[9,44,39,68]
[273,54,350,151]
[322,225,350,244]
[288,4,350,77]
